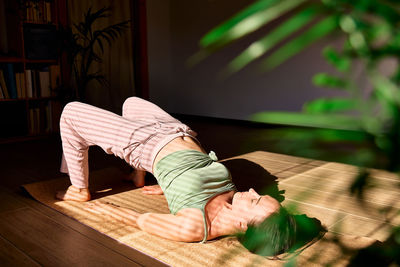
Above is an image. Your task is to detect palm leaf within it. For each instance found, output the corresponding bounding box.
[225,5,321,74]
[322,46,351,72]
[93,20,130,45]
[262,15,338,69]
[200,0,307,49]
[371,73,400,107]
[344,0,400,23]
[200,0,280,47]
[312,73,349,89]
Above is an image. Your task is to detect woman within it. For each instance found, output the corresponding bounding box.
[56,97,297,254]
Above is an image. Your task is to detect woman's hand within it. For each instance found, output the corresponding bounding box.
[142,185,164,195]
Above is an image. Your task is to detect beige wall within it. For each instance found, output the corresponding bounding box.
[146,0,344,120]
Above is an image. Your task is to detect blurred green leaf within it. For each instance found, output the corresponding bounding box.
[367,21,391,47]
[346,0,400,24]
[303,98,358,114]
[349,31,369,53]
[339,15,357,34]
[225,5,321,74]
[371,73,400,107]
[262,15,338,69]
[200,0,279,47]
[200,0,307,48]
[251,111,362,130]
[312,73,349,89]
[322,46,351,72]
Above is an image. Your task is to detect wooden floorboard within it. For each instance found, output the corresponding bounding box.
[0,207,143,267]
[0,234,41,267]
[0,187,27,213]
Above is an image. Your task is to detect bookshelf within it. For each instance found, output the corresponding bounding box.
[0,0,67,143]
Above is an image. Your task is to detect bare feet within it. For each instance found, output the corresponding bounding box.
[124,169,146,187]
[56,185,91,202]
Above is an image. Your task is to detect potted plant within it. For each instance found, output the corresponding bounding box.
[58,6,129,102]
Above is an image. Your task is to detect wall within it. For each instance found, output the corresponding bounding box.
[146,0,343,120]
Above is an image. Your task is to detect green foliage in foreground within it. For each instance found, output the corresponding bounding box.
[198,0,400,180]
[197,0,400,264]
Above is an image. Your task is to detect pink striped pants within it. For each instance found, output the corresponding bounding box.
[60,97,196,188]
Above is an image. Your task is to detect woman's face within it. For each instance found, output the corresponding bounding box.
[232,188,280,226]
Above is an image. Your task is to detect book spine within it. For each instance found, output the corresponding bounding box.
[25,70,33,98]
[49,64,60,96]
[0,82,4,99]
[0,0,8,54]
[4,64,17,99]
[16,73,22,98]
[39,68,50,97]
[0,70,10,98]
[20,72,27,98]
[45,2,52,23]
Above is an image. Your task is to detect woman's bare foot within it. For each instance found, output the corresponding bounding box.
[56,185,91,202]
[124,169,146,187]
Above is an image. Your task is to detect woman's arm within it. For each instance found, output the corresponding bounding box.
[87,201,205,242]
[137,210,205,242]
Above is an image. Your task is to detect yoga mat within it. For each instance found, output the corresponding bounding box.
[23,155,378,266]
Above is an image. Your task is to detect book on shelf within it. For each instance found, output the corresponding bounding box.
[0,64,60,99]
[25,69,33,98]
[49,64,61,92]
[15,72,21,98]
[2,64,17,99]
[39,69,50,97]
[19,72,27,98]
[25,66,58,98]
[0,70,10,98]
[15,72,27,99]
[25,1,52,23]
[28,102,52,135]
[29,107,38,134]
[0,82,4,99]
[0,0,8,55]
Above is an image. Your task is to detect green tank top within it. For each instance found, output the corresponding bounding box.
[154,150,236,242]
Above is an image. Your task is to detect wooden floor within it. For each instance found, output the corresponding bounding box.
[0,115,370,266]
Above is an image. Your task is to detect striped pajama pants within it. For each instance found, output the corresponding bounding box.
[59,97,197,189]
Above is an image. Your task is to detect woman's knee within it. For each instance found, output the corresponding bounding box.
[60,101,84,123]
[122,97,142,116]
[62,101,84,114]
